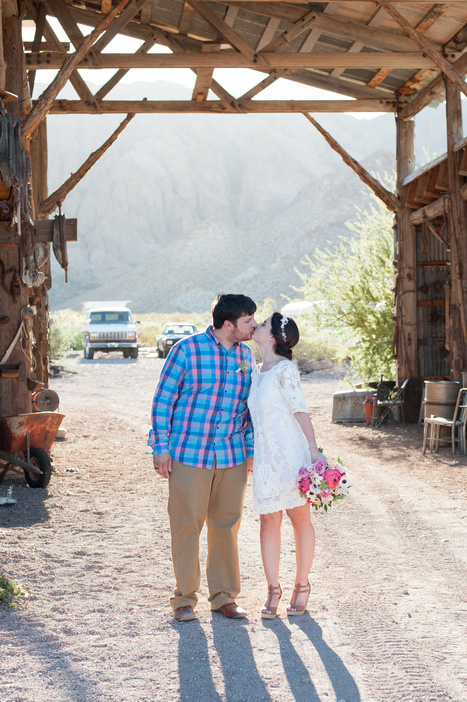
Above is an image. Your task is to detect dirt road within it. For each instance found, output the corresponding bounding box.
[1,354,466,702]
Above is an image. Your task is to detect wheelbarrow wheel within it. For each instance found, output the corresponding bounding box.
[24,447,52,488]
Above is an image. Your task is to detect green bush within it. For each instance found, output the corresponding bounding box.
[0,573,27,607]
[49,309,83,357]
[295,196,396,383]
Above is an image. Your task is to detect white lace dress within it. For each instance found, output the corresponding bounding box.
[248,359,310,514]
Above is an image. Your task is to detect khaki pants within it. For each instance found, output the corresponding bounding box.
[167,457,247,610]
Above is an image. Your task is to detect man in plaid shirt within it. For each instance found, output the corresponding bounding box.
[149,294,257,622]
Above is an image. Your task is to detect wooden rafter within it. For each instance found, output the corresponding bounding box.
[25,51,437,70]
[92,0,148,55]
[187,0,269,66]
[28,1,46,94]
[140,1,152,24]
[39,113,135,216]
[45,98,396,114]
[332,6,387,80]
[255,17,280,51]
[377,0,467,100]
[260,11,319,53]
[302,112,401,212]
[22,0,132,138]
[179,2,194,35]
[374,3,451,93]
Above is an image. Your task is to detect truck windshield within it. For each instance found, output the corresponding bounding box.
[89,311,132,324]
[165,326,196,334]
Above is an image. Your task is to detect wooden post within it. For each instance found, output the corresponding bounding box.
[30,119,51,388]
[445,78,467,380]
[1,13,32,417]
[395,115,418,385]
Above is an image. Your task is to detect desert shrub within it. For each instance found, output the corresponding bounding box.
[49,309,83,357]
[295,197,395,382]
[0,573,27,607]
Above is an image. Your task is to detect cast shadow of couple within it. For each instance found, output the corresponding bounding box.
[173,612,360,701]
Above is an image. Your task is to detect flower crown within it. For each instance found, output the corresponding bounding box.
[280,315,289,342]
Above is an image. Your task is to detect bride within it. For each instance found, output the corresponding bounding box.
[248,313,325,619]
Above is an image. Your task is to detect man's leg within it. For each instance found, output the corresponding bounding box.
[206,460,248,610]
[168,461,212,610]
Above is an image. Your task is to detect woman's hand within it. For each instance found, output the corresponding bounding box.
[309,447,326,464]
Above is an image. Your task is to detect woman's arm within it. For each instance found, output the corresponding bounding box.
[294,412,326,463]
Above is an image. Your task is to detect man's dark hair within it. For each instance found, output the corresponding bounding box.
[212,294,256,329]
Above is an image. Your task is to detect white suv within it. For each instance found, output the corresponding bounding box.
[82,303,139,359]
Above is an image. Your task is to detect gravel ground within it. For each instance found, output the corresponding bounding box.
[0,354,466,702]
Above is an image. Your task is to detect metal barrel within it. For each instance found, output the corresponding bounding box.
[423,381,460,422]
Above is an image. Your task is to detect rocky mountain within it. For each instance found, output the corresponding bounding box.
[44,80,457,312]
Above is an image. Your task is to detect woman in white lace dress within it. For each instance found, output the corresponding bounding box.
[248,313,325,619]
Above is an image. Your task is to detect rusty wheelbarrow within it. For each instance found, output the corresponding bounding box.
[0,412,64,488]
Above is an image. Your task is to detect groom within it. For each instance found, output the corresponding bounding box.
[148,294,257,622]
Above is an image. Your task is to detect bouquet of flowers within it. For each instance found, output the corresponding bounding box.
[296,456,349,512]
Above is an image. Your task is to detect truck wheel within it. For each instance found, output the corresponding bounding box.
[83,344,94,359]
[130,348,138,359]
[123,350,130,358]
[24,447,52,488]
[156,347,163,358]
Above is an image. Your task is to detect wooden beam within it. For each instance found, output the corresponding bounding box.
[21,0,132,138]
[25,51,437,70]
[91,0,148,55]
[179,2,194,35]
[28,1,47,94]
[302,112,401,211]
[409,194,448,224]
[24,0,100,112]
[239,70,286,100]
[394,114,417,382]
[187,0,268,66]
[331,6,387,80]
[94,33,158,101]
[0,219,77,244]
[140,1,152,24]
[192,44,221,102]
[377,1,467,101]
[45,98,397,114]
[260,11,319,53]
[255,17,280,52]
[400,51,467,120]
[39,113,135,216]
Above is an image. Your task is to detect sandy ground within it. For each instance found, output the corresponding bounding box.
[1,353,466,702]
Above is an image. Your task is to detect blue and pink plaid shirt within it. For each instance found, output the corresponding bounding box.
[148,326,255,469]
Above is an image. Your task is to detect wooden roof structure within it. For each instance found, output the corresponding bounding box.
[19,1,467,119]
[1,1,467,422]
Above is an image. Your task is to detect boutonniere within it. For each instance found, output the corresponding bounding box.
[236,361,249,374]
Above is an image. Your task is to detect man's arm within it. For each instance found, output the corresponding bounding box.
[148,344,186,478]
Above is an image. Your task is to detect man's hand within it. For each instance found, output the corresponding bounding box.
[153,452,172,479]
[246,456,253,476]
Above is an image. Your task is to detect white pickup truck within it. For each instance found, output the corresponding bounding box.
[82,302,139,359]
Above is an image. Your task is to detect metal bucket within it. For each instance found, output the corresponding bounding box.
[423,381,459,420]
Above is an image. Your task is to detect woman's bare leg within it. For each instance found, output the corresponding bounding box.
[286,503,315,609]
[260,511,283,611]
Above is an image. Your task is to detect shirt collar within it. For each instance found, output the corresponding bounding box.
[206,325,241,350]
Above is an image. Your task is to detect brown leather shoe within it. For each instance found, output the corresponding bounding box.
[216,602,247,619]
[173,605,197,622]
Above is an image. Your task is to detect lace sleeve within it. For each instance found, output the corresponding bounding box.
[278,362,308,414]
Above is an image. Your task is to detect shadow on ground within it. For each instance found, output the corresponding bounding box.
[173,614,360,701]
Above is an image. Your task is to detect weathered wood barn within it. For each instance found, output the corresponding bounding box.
[1,0,467,420]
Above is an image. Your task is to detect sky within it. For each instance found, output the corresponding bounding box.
[23,17,381,120]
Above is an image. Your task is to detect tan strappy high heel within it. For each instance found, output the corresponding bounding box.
[261,584,282,620]
[286,582,311,616]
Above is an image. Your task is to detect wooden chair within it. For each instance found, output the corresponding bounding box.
[374,379,409,428]
[422,388,467,455]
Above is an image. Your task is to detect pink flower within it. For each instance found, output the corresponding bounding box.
[320,488,331,499]
[323,469,341,489]
[299,478,311,493]
[335,463,345,474]
[298,466,310,477]
[313,459,327,476]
